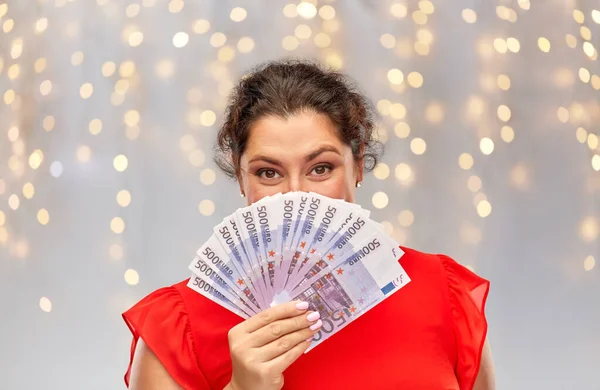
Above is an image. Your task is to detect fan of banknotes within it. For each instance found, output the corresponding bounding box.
[187,191,410,351]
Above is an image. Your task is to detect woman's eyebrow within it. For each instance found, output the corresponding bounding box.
[306,145,341,161]
[248,155,282,166]
[248,146,341,166]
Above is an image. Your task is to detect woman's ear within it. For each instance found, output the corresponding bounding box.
[236,172,245,198]
[355,144,365,184]
[233,152,245,197]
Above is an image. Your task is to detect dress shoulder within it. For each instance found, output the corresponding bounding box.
[122,283,210,389]
[439,255,490,390]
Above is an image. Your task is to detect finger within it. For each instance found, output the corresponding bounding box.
[242,301,310,333]
[258,319,322,361]
[249,311,321,348]
[266,335,313,373]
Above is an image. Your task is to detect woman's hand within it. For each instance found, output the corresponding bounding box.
[225,300,323,390]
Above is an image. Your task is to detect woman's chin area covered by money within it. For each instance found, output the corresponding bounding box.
[122,59,496,390]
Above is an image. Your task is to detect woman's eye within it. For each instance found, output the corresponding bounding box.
[258,169,280,179]
[311,165,331,176]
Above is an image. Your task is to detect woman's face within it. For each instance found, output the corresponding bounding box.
[238,112,363,205]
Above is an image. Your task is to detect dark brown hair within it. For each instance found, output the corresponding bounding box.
[215,58,382,178]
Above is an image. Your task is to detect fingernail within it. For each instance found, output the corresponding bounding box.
[295,301,309,311]
[310,319,323,331]
[306,311,320,322]
[306,337,313,342]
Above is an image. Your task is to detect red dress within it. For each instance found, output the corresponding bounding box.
[123,247,489,390]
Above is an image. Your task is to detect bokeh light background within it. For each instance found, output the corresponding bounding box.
[1,0,599,388]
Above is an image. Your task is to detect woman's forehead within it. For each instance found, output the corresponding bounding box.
[245,113,346,152]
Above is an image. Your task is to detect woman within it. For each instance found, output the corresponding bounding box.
[123,59,495,390]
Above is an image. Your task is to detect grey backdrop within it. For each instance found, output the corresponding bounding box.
[1,0,599,389]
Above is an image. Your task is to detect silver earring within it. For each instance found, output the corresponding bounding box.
[356,181,362,188]
[240,192,245,198]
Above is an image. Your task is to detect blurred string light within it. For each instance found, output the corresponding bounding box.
[373,163,390,180]
[372,191,389,209]
[200,169,216,185]
[584,255,595,271]
[538,37,551,52]
[462,8,477,24]
[173,32,189,48]
[37,209,50,225]
[111,217,125,234]
[39,297,52,313]
[397,210,414,228]
[230,7,247,22]
[297,2,317,19]
[198,199,216,216]
[496,6,518,23]
[168,0,184,14]
[193,19,211,34]
[125,4,140,18]
[110,244,124,260]
[592,9,600,24]
[117,190,131,207]
[124,269,139,285]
